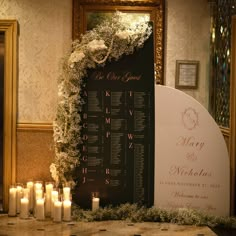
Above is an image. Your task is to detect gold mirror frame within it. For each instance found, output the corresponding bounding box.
[230,16,236,215]
[72,0,165,84]
[0,20,17,211]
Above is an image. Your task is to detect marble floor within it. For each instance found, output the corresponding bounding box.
[0,214,224,236]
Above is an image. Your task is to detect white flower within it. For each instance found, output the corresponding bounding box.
[115,30,131,40]
[87,39,107,52]
[130,15,149,28]
[50,163,59,183]
[58,83,65,97]
[68,50,85,68]
[117,12,149,30]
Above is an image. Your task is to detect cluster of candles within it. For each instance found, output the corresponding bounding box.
[8,181,72,222]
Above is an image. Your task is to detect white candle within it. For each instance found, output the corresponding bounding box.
[8,186,17,216]
[20,198,29,219]
[35,189,43,200]
[34,181,43,213]
[26,181,34,211]
[63,200,71,222]
[92,197,100,211]
[63,187,70,201]
[46,183,53,195]
[51,190,58,219]
[53,201,62,222]
[16,184,23,214]
[35,198,45,220]
[34,181,43,190]
[45,183,53,217]
[22,188,29,199]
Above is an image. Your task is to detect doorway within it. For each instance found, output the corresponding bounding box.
[0,20,17,212]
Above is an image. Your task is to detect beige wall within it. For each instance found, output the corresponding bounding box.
[0,0,72,182]
[16,129,54,183]
[165,0,210,109]
[0,0,72,123]
[0,0,211,123]
[0,0,211,182]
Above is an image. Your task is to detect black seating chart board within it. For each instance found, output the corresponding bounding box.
[74,32,155,209]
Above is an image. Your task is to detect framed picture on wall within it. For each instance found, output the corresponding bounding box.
[175,60,199,89]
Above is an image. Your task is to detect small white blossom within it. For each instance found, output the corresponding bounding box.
[58,83,65,97]
[50,163,59,184]
[87,39,107,52]
[115,30,131,40]
[68,50,85,67]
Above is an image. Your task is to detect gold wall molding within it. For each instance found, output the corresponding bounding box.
[220,126,230,138]
[220,126,230,150]
[17,122,53,132]
[0,20,18,211]
[154,3,164,84]
[74,0,163,6]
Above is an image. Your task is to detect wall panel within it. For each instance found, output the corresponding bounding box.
[16,125,54,183]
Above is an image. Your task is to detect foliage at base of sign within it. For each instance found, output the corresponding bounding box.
[50,11,152,188]
[72,203,236,229]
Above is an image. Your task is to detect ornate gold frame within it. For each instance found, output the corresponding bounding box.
[72,0,165,84]
[230,16,236,215]
[0,20,17,212]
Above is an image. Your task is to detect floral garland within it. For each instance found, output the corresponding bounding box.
[50,12,152,188]
[71,203,236,229]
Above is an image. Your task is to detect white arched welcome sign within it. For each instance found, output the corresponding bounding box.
[154,85,230,216]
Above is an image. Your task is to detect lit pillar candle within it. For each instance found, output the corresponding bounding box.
[26,181,34,212]
[45,182,53,217]
[63,187,70,201]
[34,181,43,199]
[8,186,17,216]
[63,200,71,222]
[53,200,62,222]
[16,184,23,214]
[34,181,43,190]
[35,198,45,220]
[51,190,58,219]
[20,198,29,219]
[34,181,43,212]
[22,187,29,199]
[35,189,43,200]
[92,197,100,211]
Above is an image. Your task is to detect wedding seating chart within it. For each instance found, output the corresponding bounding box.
[74,33,155,209]
[154,85,230,216]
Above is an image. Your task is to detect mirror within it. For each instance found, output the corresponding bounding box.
[230,16,236,215]
[0,20,17,212]
[72,0,164,84]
